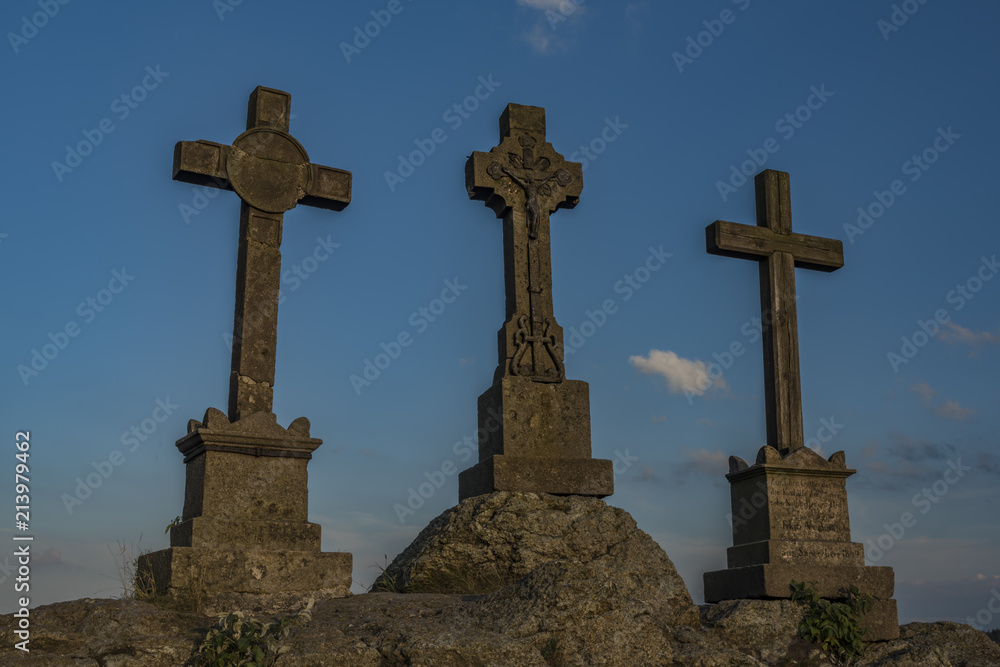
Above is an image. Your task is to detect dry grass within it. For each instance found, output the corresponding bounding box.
[108,537,156,601]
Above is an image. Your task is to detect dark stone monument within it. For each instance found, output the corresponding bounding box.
[458,103,614,500]
[137,86,352,613]
[701,169,898,640]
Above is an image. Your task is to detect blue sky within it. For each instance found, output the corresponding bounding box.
[2,0,999,629]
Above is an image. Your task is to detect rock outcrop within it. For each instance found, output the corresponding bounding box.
[2,493,998,665]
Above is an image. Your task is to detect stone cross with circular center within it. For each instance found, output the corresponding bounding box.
[466,103,583,383]
[173,86,352,421]
[706,169,844,453]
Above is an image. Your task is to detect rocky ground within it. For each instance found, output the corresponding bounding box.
[2,493,998,666]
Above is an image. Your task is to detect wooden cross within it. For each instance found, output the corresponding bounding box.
[173,86,352,421]
[466,104,583,382]
[706,170,843,453]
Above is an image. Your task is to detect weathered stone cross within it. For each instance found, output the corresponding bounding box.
[706,169,843,452]
[173,86,351,421]
[466,103,583,383]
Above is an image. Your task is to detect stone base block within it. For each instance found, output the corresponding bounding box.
[170,516,322,551]
[704,563,895,601]
[727,539,864,569]
[477,377,593,460]
[137,546,351,614]
[177,409,322,525]
[458,454,613,500]
[704,563,898,640]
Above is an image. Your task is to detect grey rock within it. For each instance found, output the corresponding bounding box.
[858,621,1000,666]
[0,598,201,665]
[380,492,696,624]
[3,589,999,665]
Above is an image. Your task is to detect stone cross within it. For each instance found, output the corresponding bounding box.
[173,86,351,421]
[466,104,583,383]
[706,170,843,453]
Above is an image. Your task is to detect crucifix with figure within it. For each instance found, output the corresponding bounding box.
[706,169,843,453]
[458,103,613,501]
[173,85,352,421]
[466,103,582,383]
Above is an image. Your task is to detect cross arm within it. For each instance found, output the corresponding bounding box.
[301,164,352,211]
[173,140,233,190]
[466,150,508,218]
[706,220,844,272]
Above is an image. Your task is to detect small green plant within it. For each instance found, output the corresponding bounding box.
[165,515,182,534]
[405,562,515,595]
[790,580,873,665]
[196,597,313,666]
[368,554,401,593]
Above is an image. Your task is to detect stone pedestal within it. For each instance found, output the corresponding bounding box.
[703,445,898,640]
[458,376,614,500]
[137,408,351,614]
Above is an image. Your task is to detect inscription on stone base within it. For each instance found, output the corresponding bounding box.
[703,445,899,640]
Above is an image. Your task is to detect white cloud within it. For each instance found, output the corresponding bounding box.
[515,0,585,54]
[629,349,726,396]
[939,322,1000,347]
[522,23,552,54]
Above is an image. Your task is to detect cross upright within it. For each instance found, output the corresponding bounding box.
[706,169,843,453]
[173,86,351,422]
[466,103,583,383]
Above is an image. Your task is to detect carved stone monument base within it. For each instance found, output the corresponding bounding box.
[136,409,351,613]
[137,547,351,615]
[702,446,898,640]
[458,377,614,500]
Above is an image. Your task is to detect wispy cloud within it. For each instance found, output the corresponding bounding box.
[938,322,1000,348]
[516,0,567,9]
[625,2,649,31]
[932,399,974,421]
[629,349,726,396]
[673,448,728,484]
[515,0,585,54]
[522,23,553,53]
[910,379,973,421]
[854,432,960,490]
[634,465,658,482]
[35,548,63,566]
[978,451,1000,475]
[888,431,957,463]
[910,379,936,404]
